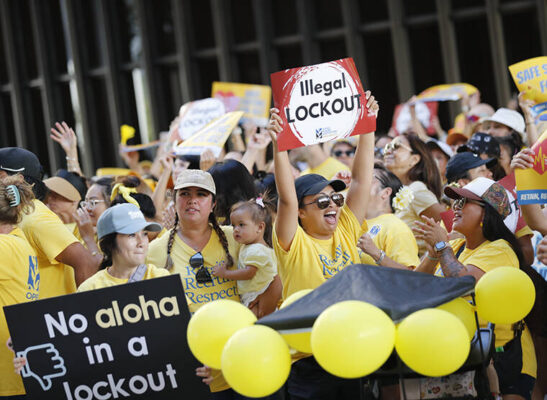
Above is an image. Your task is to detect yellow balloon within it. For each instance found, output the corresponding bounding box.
[187,300,256,369]
[311,300,396,378]
[437,298,477,340]
[222,325,291,398]
[476,266,535,324]
[396,309,470,377]
[280,289,313,353]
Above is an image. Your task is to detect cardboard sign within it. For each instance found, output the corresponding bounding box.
[120,141,160,153]
[4,275,210,400]
[416,83,478,102]
[174,111,244,158]
[271,58,376,152]
[509,56,547,104]
[391,102,439,136]
[177,98,226,141]
[212,82,271,127]
[515,130,547,204]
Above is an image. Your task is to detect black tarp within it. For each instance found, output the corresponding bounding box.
[257,264,476,330]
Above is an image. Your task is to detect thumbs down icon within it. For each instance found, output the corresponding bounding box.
[16,343,67,391]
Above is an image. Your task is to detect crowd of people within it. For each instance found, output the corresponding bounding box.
[0,83,546,400]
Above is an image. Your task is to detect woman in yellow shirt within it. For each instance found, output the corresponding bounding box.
[267,91,378,400]
[415,177,536,400]
[383,133,445,256]
[0,175,39,398]
[77,203,165,291]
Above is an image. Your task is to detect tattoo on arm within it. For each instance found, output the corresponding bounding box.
[439,248,466,277]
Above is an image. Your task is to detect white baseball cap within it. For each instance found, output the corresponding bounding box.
[483,108,525,135]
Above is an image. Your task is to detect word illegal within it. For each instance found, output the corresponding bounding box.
[285,73,362,122]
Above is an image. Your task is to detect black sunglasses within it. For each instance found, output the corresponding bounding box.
[189,252,213,284]
[303,193,345,210]
[333,150,355,157]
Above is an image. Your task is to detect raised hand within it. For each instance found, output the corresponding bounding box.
[50,121,78,155]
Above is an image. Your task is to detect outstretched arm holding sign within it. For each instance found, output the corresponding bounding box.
[345,91,378,224]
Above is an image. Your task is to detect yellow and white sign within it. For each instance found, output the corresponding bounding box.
[212,82,271,126]
[417,83,479,102]
[515,130,547,204]
[174,111,244,158]
[509,56,547,104]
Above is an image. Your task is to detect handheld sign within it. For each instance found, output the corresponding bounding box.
[515,130,547,204]
[5,275,210,400]
[416,83,479,102]
[509,56,547,104]
[271,58,376,152]
[174,111,244,158]
[177,98,226,141]
[212,82,271,127]
[391,102,438,136]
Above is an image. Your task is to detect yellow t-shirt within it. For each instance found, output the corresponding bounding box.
[273,204,364,300]
[516,224,533,239]
[77,264,169,291]
[300,157,350,180]
[146,225,240,393]
[18,200,78,298]
[0,228,39,396]
[395,181,439,256]
[236,243,277,306]
[435,238,536,378]
[359,213,420,268]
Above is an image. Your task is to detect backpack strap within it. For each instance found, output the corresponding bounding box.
[128,264,148,282]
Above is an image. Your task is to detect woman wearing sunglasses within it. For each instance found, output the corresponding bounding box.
[414,177,536,400]
[146,169,281,399]
[383,133,444,256]
[267,91,378,399]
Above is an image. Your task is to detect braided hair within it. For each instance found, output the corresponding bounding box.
[163,195,234,269]
[164,214,179,271]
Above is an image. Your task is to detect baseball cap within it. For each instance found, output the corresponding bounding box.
[174,169,216,194]
[295,174,346,203]
[426,139,454,159]
[444,177,510,219]
[97,203,161,239]
[483,108,525,135]
[44,169,87,202]
[457,132,500,158]
[0,147,42,180]
[446,131,468,146]
[445,152,497,183]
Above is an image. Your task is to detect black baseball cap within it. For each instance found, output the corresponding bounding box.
[295,174,346,203]
[0,147,42,180]
[446,152,497,183]
[457,132,500,158]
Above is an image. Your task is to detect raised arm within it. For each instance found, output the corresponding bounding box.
[345,91,378,224]
[267,108,299,251]
[50,121,83,176]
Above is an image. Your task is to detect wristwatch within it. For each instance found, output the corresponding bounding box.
[434,241,450,252]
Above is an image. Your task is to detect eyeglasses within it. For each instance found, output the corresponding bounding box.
[189,252,213,284]
[333,150,355,158]
[302,193,345,210]
[384,141,413,153]
[82,199,105,209]
[452,197,484,211]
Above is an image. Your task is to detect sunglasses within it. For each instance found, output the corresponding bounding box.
[302,193,345,210]
[82,199,105,209]
[384,141,413,153]
[452,197,484,211]
[189,252,213,284]
[333,150,355,157]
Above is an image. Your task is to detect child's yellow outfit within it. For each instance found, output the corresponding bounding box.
[237,243,277,307]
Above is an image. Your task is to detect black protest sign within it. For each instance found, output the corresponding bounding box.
[4,275,210,400]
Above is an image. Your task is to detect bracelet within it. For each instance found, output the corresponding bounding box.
[91,250,101,257]
[426,253,439,261]
[66,156,76,161]
[375,250,386,265]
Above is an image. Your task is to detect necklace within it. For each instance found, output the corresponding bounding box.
[177,228,211,252]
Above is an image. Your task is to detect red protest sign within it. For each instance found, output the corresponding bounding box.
[270,58,376,152]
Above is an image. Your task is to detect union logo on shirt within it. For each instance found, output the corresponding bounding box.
[319,244,352,278]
